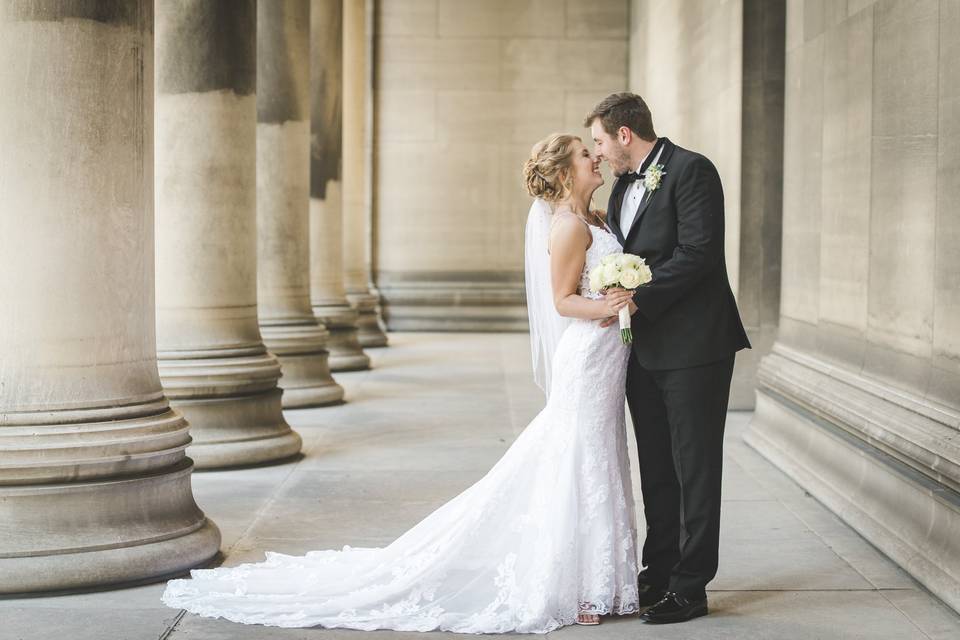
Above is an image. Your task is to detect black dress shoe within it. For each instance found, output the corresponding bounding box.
[639,592,708,624]
[636,583,666,608]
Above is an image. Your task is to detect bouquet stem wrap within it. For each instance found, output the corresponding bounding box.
[618,306,632,344]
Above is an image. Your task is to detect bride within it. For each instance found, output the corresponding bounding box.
[162,133,641,634]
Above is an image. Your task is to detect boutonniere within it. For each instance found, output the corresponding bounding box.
[642,164,666,192]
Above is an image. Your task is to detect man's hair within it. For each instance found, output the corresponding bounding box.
[583,92,656,142]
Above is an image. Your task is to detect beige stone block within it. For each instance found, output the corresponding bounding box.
[498,144,533,271]
[647,0,716,36]
[564,90,603,132]
[377,36,500,90]
[934,0,960,383]
[635,0,738,118]
[785,0,804,52]
[823,0,849,29]
[802,0,828,42]
[566,0,630,39]
[872,0,939,138]
[685,0,743,104]
[375,89,436,142]
[867,135,936,360]
[642,51,682,127]
[501,38,627,91]
[819,7,871,332]
[780,38,822,325]
[865,0,939,360]
[628,0,647,91]
[376,141,501,272]
[437,0,562,38]
[377,0,437,36]
[847,0,878,17]
[435,90,564,144]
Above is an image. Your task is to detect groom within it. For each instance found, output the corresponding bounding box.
[584,93,750,624]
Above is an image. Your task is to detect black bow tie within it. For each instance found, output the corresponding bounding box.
[621,138,665,187]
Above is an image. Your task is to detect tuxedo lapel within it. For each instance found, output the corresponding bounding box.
[623,138,676,247]
[607,177,628,245]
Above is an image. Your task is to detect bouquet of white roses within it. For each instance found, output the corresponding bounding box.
[588,253,653,344]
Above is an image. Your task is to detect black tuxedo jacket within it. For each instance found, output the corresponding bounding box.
[606,138,750,370]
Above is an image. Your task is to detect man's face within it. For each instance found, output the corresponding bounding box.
[590,120,632,177]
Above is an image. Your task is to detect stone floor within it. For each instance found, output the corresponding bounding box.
[3,333,959,640]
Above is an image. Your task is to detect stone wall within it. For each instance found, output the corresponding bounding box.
[372,0,629,331]
[745,0,960,613]
[629,0,785,409]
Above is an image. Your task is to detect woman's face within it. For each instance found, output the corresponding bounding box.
[567,139,603,195]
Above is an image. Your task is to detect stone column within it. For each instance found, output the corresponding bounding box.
[628,0,785,409]
[342,0,388,347]
[745,0,960,613]
[0,2,219,592]
[310,0,371,371]
[257,0,344,408]
[732,0,785,408]
[155,0,302,468]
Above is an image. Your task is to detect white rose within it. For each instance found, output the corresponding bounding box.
[601,263,621,286]
[615,253,634,269]
[588,267,605,292]
[638,263,653,284]
[619,268,642,289]
[600,253,619,266]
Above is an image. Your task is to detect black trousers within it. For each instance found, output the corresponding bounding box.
[626,352,735,600]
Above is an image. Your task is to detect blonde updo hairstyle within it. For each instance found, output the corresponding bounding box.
[522,133,580,203]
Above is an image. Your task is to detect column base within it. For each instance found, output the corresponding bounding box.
[347,290,388,348]
[745,345,960,614]
[376,270,528,332]
[260,320,345,408]
[172,389,302,469]
[313,302,371,371]
[159,348,303,469]
[0,459,221,594]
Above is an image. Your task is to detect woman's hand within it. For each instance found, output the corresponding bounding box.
[601,288,634,317]
[599,291,636,327]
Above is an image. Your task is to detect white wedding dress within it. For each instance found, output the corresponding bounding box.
[162,222,639,634]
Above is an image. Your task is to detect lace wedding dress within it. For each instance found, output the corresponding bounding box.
[162,223,638,633]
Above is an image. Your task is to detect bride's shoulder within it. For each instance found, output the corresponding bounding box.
[550,211,592,249]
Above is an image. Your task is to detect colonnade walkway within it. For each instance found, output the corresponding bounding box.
[4,333,959,639]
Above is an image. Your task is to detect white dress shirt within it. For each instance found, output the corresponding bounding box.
[619,141,664,238]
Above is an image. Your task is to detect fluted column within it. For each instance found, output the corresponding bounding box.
[257,0,344,408]
[342,0,388,348]
[155,0,302,468]
[310,0,370,371]
[0,2,219,592]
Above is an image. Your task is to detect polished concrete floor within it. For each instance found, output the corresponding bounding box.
[3,333,959,640]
